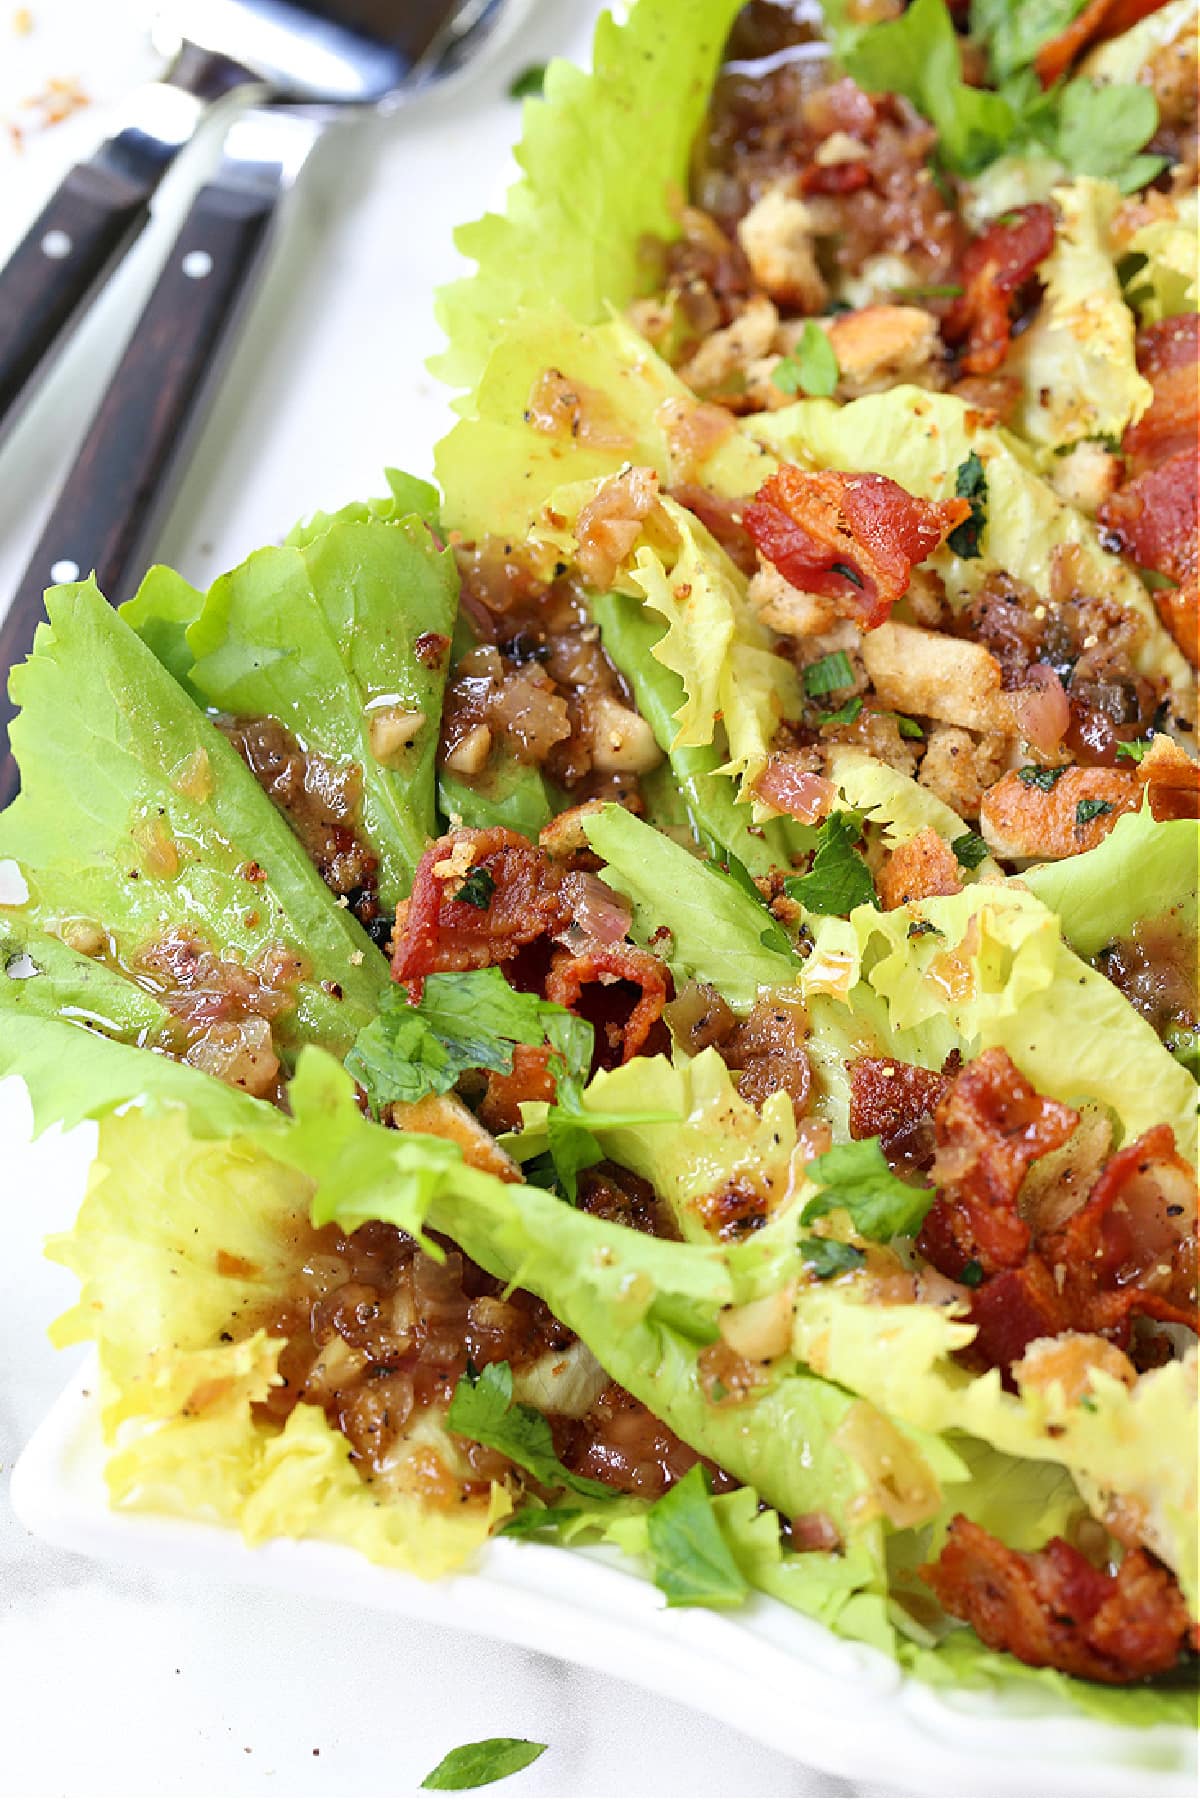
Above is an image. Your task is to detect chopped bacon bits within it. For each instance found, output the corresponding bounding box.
[923,1517,1192,1684]
[1120,315,1198,482]
[876,827,962,910]
[943,206,1056,378]
[1099,451,1198,594]
[1034,0,1172,88]
[850,1054,955,1173]
[392,827,569,991]
[545,941,670,1065]
[1044,1123,1198,1328]
[918,1048,1079,1279]
[752,754,836,823]
[744,465,969,631]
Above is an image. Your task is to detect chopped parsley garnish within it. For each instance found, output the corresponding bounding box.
[947,452,987,560]
[803,650,855,696]
[819,694,864,727]
[783,810,878,916]
[801,1137,933,1242]
[344,966,588,1115]
[772,319,839,398]
[800,1237,865,1280]
[907,919,943,939]
[448,1361,612,1498]
[1116,739,1151,763]
[894,713,925,740]
[830,560,864,589]
[831,0,1164,190]
[1075,798,1114,829]
[421,1738,547,1791]
[951,830,990,870]
[507,63,547,100]
[1018,764,1069,790]
[644,1464,749,1609]
[960,1258,985,1289]
[454,866,496,909]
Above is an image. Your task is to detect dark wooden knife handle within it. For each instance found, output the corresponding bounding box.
[0,159,155,431]
[0,172,281,805]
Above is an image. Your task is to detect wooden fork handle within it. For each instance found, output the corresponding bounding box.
[0,169,282,806]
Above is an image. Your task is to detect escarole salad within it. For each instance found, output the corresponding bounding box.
[3,0,1197,1738]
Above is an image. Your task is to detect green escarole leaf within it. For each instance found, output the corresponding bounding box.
[185,517,457,906]
[446,1360,611,1498]
[1021,804,1199,959]
[421,1739,547,1792]
[802,1138,933,1242]
[0,914,169,1039]
[432,0,744,398]
[583,803,800,1010]
[645,1463,749,1608]
[0,580,386,1059]
[593,590,803,877]
[784,811,878,917]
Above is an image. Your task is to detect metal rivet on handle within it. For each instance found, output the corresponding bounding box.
[49,559,80,583]
[181,251,213,280]
[41,229,72,259]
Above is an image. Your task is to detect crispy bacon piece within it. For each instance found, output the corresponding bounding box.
[743,466,969,631]
[799,159,871,196]
[753,755,836,823]
[1045,1124,1198,1328]
[1155,582,1200,665]
[1034,0,1174,87]
[478,1044,558,1135]
[545,942,670,1064]
[393,827,569,990]
[919,1059,1198,1367]
[917,1048,1079,1278]
[923,1517,1192,1684]
[943,206,1056,377]
[1121,315,1198,482]
[850,1054,955,1173]
[965,1260,1073,1370]
[1099,450,1198,591]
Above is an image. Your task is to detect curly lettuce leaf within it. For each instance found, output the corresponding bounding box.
[791,1284,1198,1613]
[1013,179,1152,452]
[829,883,1198,1156]
[49,1102,504,1575]
[435,309,771,540]
[185,518,456,905]
[287,467,442,545]
[0,581,386,1058]
[826,746,1002,876]
[432,0,743,401]
[744,385,1190,687]
[1122,187,1199,324]
[1021,803,1199,958]
[594,591,801,875]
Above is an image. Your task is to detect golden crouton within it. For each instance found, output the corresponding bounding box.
[860,622,1011,735]
[736,184,829,314]
[825,305,945,399]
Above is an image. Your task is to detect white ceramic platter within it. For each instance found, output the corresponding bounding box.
[12,1350,1197,1800]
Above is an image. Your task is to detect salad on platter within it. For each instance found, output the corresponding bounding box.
[2,0,1198,1741]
